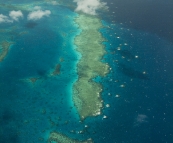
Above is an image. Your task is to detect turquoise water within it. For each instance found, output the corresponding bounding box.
[1,1,173,143]
[0,3,83,143]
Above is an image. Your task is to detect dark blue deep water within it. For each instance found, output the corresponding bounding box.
[0,0,173,143]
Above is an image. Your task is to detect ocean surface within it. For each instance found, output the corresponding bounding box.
[0,0,173,143]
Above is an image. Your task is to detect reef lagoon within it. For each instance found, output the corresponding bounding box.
[0,0,173,143]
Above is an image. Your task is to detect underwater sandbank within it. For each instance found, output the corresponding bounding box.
[73,14,109,119]
[48,132,93,143]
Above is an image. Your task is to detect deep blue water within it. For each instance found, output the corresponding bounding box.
[94,22,173,143]
[0,1,173,143]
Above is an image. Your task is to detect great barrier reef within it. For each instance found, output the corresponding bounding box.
[0,0,173,143]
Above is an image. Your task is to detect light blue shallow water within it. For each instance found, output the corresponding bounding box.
[0,1,173,143]
[0,4,84,143]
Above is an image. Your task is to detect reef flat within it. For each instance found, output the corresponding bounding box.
[48,132,93,143]
[0,41,12,62]
[73,14,109,119]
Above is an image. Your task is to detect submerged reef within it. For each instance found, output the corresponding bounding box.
[52,64,61,76]
[21,77,40,85]
[73,14,109,119]
[48,132,93,143]
[28,77,40,83]
[0,41,12,62]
